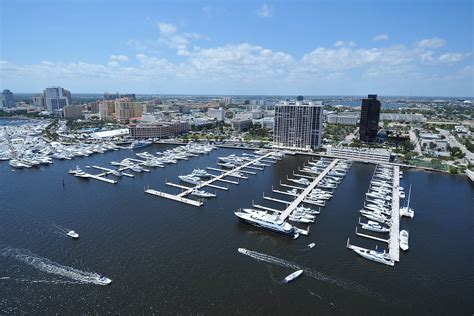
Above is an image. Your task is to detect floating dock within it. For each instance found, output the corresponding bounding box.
[145,189,203,206]
[278,159,339,221]
[389,166,401,262]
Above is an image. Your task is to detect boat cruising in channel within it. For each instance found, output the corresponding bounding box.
[96,274,112,285]
[234,209,299,239]
[67,230,79,239]
[284,270,304,283]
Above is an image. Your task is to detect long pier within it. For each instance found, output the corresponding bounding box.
[278,159,339,221]
[146,151,276,205]
[389,166,401,262]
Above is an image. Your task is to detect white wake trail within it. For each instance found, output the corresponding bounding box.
[238,248,371,295]
[0,247,107,285]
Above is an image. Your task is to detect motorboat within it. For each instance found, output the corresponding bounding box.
[284,269,304,283]
[191,189,216,198]
[67,230,79,239]
[192,168,211,178]
[308,243,316,248]
[289,178,310,186]
[96,274,112,285]
[360,220,390,233]
[234,209,298,238]
[178,175,201,185]
[130,140,152,149]
[399,190,406,199]
[399,230,409,251]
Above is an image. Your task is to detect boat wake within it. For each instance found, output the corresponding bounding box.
[0,247,107,285]
[238,248,372,295]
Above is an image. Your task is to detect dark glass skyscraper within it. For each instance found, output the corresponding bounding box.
[359,94,381,142]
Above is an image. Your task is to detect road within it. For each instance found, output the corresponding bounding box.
[438,129,474,164]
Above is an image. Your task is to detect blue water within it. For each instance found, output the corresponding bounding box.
[0,144,472,314]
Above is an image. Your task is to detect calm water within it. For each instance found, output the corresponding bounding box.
[0,144,473,314]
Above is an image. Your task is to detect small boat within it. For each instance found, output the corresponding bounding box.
[284,269,304,283]
[360,220,390,233]
[67,230,79,239]
[191,189,216,198]
[96,274,112,285]
[400,230,409,251]
[308,243,315,248]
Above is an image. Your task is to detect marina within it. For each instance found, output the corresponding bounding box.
[0,140,472,314]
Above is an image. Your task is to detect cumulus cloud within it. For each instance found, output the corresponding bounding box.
[256,3,273,18]
[417,37,446,49]
[373,34,389,41]
[109,54,129,62]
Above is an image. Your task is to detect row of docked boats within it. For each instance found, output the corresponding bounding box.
[234,158,351,238]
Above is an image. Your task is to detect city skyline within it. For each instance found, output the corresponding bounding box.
[1,0,473,96]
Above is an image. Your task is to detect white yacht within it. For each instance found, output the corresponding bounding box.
[399,230,409,251]
[191,189,216,198]
[67,230,79,239]
[400,185,414,219]
[9,159,30,168]
[308,243,316,248]
[284,270,304,283]
[234,209,298,238]
[178,175,201,185]
[347,239,394,266]
[360,220,390,233]
[289,178,310,186]
[192,168,211,178]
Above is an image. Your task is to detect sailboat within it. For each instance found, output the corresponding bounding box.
[400,184,414,219]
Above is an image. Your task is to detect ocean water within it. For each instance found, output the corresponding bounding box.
[0,143,472,314]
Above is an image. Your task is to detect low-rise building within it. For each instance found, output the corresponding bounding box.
[380,113,426,122]
[231,118,252,131]
[128,121,188,139]
[326,146,392,162]
[327,113,359,125]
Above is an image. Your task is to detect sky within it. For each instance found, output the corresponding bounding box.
[0,0,473,96]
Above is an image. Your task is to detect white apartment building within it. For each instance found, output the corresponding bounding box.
[273,101,324,150]
[208,107,225,121]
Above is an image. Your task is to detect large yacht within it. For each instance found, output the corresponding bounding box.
[234,209,298,238]
[178,175,201,185]
[347,239,394,266]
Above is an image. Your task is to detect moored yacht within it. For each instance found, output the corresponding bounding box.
[234,209,298,239]
[360,220,390,233]
[399,230,409,251]
[191,189,216,198]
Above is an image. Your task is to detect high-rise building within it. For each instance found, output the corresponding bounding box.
[359,94,381,142]
[63,105,83,119]
[104,92,120,100]
[273,101,324,150]
[1,89,15,108]
[32,95,46,109]
[44,87,70,113]
[114,99,143,122]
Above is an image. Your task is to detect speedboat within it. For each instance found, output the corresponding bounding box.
[96,274,112,285]
[67,230,79,239]
[308,243,315,248]
[399,230,409,251]
[284,269,304,283]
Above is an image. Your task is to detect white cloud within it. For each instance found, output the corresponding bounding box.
[256,3,273,18]
[373,34,389,41]
[417,37,446,49]
[334,41,356,48]
[437,52,470,63]
[109,54,129,62]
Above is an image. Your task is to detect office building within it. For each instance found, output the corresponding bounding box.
[63,105,83,119]
[32,95,46,108]
[44,86,70,113]
[208,107,225,121]
[273,101,324,150]
[114,99,143,122]
[1,89,15,108]
[359,94,381,142]
[128,121,188,139]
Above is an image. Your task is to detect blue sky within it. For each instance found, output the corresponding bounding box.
[1,0,473,96]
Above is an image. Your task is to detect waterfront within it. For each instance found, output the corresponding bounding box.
[0,144,473,314]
